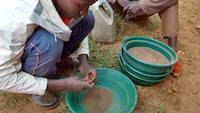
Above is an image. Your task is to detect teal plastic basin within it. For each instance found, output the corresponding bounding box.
[64,68,138,113]
[121,36,177,74]
[119,54,171,86]
[119,52,172,79]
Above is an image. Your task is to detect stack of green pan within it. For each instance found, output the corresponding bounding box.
[119,36,178,86]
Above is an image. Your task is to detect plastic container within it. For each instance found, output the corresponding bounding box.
[121,36,177,74]
[119,52,172,79]
[90,0,117,43]
[119,53,171,86]
[65,68,138,113]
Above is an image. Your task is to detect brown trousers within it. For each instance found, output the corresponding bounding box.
[139,0,178,37]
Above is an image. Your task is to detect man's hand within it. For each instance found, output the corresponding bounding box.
[123,1,142,19]
[64,76,94,92]
[48,54,97,92]
[47,76,93,92]
[79,63,97,84]
[78,54,97,84]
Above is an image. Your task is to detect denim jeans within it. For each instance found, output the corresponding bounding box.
[22,11,95,79]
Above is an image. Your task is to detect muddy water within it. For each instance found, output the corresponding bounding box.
[128,47,170,64]
[83,88,113,113]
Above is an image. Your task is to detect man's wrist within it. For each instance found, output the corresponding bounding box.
[47,79,66,91]
[78,54,89,65]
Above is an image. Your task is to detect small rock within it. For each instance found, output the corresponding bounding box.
[195,25,200,30]
[172,61,183,77]
[170,84,179,94]
[192,90,197,95]
[172,88,178,93]
[168,89,174,94]
[188,19,195,23]
[168,89,176,95]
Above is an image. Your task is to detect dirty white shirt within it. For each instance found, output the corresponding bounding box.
[0,0,89,95]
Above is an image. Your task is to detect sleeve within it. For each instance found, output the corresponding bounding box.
[0,11,48,96]
[77,36,90,56]
[139,0,178,15]
[0,71,48,96]
[70,36,90,58]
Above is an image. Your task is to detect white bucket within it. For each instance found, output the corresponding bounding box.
[90,0,117,43]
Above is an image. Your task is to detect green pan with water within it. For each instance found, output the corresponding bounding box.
[119,55,171,86]
[121,36,177,74]
[119,52,172,79]
[64,68,138,113]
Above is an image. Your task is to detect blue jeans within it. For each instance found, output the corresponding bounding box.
[22,11,95,79]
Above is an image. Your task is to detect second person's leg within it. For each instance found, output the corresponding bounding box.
[159,3,178,51]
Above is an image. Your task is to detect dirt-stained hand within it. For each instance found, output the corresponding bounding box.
[64,76,94,92]
[123,1,142,19]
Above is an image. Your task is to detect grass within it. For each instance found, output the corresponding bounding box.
[114,12,128,37]
[145,18,160,31]
[140,105,145,113]
[157,106,166,113]
[153,106,166,113]
[87,12,129,70]
[87,12,128,70]
[173,96,181,111]
[0,93,28,111]
[88,38,120,69]
[58,102,70,113]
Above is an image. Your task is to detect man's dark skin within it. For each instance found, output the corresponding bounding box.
[48,0,96,92]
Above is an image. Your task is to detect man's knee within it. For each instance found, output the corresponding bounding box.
[22,28,64,64]
[24,28,64,61]
[22,28,64,76]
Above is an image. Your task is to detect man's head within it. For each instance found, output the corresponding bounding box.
[55,0,96,18]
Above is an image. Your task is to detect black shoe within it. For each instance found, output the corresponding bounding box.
[31,92,59,110]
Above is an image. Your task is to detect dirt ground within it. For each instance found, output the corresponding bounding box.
[124,0,200,112]
[0,0,200,113]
